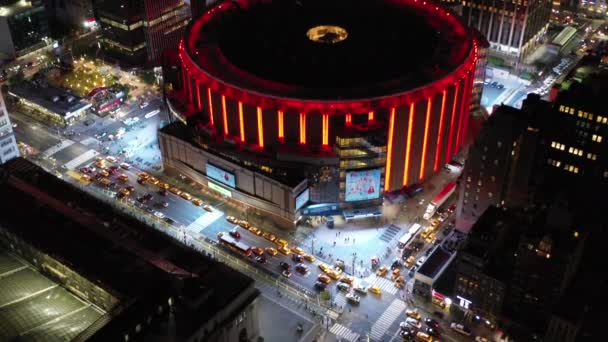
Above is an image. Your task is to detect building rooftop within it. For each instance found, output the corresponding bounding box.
[186,0,473,100]
[0,158,257,341]
[9,81,91,119]
[417,246,455,280]
[0,0,36,18]
[0,249,105,342]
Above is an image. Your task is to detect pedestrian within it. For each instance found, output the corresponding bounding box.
[353,238,355,244]
[333,241,336,246]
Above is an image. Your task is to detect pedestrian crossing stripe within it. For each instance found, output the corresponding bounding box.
[371,276,398,295]
[330,323,360,342]
[370,298,406,341]
[334,292,347,307]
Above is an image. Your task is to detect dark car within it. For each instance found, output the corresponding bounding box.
[229,228,240,239]
[426,327,440,337]
[159,189,168,196]
[164,217,175,224]
[295,263,308,273]
[425,318,440,329]
[143,193,154,201]
[137,178,146,184]
[279,262,290,271]
[292,254,303,263]
[433,311,445,319]
[314,281,327,290]
[391,259,402,270]
[255,256,267,264]
[126,185,135,192]
[408,266,417,278]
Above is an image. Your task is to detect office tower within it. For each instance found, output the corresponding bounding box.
[0,0,50,61]
[93,0,189,65]
[0,91,19,163]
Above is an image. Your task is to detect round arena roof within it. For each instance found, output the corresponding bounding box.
[182,0,475,107]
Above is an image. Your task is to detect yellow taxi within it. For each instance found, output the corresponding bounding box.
[80,174,92,183]
[318,263,331,273]
[303,254,316,262]
[157,182,170,190]
[332,266,343,276]
[94,160,106,169]
[252,247,264,256]
[117,174,129,182]
[275,239,289,247]
[291,247,305,255]
[137,172,150,180]
[424,233,437,244]
[98,169,110,177]
[226,216,239,224]
[262,232,276,242]
[339,275,354,284]
[180,192,192,200]
[368,286,382,295]
[391,268,401,280]
[416,332,433,342]
[192,198,203,206]
[147,176,160,185]
[376,265,389,277]
[118,188,130,198]
[265,247,278,256]
[278,245,291,255]
[405,256,416,268]
[248,226,261,235]
[317,274,332,284]
[430,218,440,228]
[406,309,421,320]
[326,269,341,280]
[394,276,405,288]
[169,187,182,195]
[239,220,251,229]
[421,228,432,240]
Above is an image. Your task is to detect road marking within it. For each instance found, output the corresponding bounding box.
[370,298,406,341]
[329,323,360,342]
[63,149,99,170]
[41,140,74,158]
[185,210,223,233]
[370,276,398,295]
[333,291,346,307]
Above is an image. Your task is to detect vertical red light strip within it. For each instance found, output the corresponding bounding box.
[434,90,447,172]
[403,103,415,186]
[206,88,214,126]
[221,95,228,136]
[345,114,352,126]
[299,112,306,144]
[182,68,187,93]
[186,70,192,103]
[455,73,469,154]
[277,110,284,141]
[368,111,375,122]
[384,107,396,192]
[322,114,329,146]
[461,70,474,148]
[446,82,459,161]
[238,102,245,142]
[419,97,432,180]
[257,107,264,148]
[196,81,202,111]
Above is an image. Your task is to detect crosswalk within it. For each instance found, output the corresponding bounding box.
[330,323,360,342]
[370,275,399,295]
[370,298,406,341]
[333,291,346,307]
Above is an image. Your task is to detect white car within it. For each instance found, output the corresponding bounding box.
[154,211,165,219]
[404,317,421,329]
[354,282,369,294]
[345,293,360,304]
[416,256,426,267]
[450,322,472,336]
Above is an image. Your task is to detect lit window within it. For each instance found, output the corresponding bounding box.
[603,118,607,124]
[597,116,603,123]
[488,192,493,198]
[589,113,594,121]
[551,141,556,148]
[568,147,573,153]
[559,105,565,112]
[578,150,583,156]
[556,161,561,167]
[570,109,575,115]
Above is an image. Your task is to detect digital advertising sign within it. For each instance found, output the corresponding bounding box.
[207,162,236,188]
[345,169,381,202]
[295,188,310,210]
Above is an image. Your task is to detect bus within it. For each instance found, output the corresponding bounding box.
[398,223,421,248]
[423,182,456,220]
[218,232,252,257]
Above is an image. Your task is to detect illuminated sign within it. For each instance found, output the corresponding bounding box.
[208,182,232,197]
[345,169,381,202]
[457,295,472,309]
[295,188,310,210]
[207,162,236,188]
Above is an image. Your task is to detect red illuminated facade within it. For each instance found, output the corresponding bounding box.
[163,0,479,198]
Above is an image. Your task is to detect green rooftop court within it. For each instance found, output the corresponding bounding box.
[0,250,105,342]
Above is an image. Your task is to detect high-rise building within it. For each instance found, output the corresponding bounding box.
[0,91,19,164]
[456,103,542,231]
[0,0,50,61]
[461,0,552,59]
[93,0,189,66]
[54,0,94,30]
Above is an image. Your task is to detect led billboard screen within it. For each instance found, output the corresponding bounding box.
[295,188,310,210]
[207,162,236,188]
[345,169,381,202]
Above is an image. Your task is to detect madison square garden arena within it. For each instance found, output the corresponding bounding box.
[160,0,480,228]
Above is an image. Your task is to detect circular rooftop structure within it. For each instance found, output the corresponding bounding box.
[181,0,474,104]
